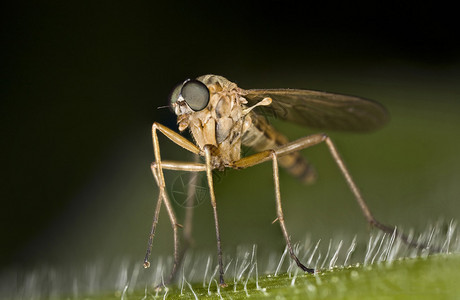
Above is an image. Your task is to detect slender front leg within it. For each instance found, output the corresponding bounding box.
[149,159,207,283]
[143,165,163,268]
[204,145,227,287]
[144,122,202,285]
[148,161,180,287]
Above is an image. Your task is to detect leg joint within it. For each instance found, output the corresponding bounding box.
[152,122,160,131]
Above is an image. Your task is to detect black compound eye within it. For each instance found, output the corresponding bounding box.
[181,79,210,111]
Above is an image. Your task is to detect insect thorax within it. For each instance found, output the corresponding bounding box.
[177,75,250,170]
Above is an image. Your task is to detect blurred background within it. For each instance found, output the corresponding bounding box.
[2,0,459,280]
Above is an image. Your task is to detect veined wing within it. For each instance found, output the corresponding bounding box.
[242,88,389,132]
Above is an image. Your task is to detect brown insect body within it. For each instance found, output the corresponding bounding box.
[176,74,315,180]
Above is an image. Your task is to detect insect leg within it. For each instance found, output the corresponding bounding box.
[150,159,207,284]
[275,133,432,251]
[153,156,205,280]
[151,160,206,172]
[233,150,314,273]
[143,165,163,268]
[204,145,227,287]
[146,123,202,285]
[323,136,431,250]
[271,151,315,273]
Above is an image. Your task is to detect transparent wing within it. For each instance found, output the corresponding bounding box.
[242,88,389,132]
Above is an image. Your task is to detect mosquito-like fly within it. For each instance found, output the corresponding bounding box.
[143,74,429,287]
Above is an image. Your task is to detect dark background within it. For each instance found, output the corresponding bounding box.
[2,1,459,273]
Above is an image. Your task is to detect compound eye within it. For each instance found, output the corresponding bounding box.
[168,82,182,108]
[181,79,210,111]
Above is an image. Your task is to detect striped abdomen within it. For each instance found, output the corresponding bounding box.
[241,113,316,184]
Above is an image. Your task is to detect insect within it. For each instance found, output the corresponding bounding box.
[144,74,426,287]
